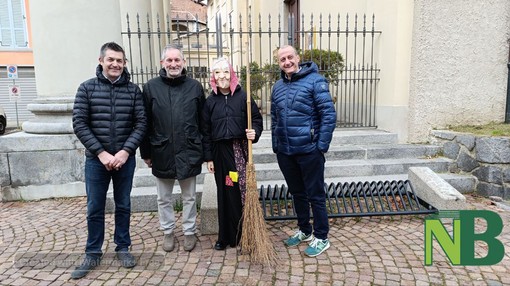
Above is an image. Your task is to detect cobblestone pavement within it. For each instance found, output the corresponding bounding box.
[0,194,509,286]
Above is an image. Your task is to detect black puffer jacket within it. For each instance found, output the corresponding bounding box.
[201,85,263,161]
[73,65,147,158]
[140,68,206,179]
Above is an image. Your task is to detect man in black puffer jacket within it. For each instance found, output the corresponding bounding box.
[72,42,147,279]
[140,45,206,253]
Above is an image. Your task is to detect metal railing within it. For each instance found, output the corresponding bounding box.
[121,12,381,129]
[260,180,437,220]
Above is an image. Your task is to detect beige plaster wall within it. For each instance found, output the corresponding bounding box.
[295,0,415,142]
[29,0,122,97]
[409,0,510,143]
[119,0,161,71]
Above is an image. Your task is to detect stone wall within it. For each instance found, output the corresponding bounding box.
[431,130,510,199]
[0,132,86,201]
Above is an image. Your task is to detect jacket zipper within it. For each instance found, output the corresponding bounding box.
[284,82,290,148]
[225,95,230,136]
[110,85,117,153]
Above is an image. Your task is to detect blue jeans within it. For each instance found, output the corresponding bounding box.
[84,156,135,258]
[277,149,329,240]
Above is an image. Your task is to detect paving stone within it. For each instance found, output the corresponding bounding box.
[1,195,509,285]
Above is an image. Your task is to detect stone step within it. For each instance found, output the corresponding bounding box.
[254,157,451,181]
[131,128,405,186]
[253,144,441,163]
[132,157,450,188]
[253,128,398,148]
[113,128,471,213]
[106,172,475,213]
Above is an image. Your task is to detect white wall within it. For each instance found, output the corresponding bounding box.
[30,0,122,97]
[409,0,510,142]
[119,0,160,73]
[291,0,415,142]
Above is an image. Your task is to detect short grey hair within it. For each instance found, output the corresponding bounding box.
[161,44,185,61]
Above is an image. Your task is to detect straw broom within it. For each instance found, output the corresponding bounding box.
[239,0,277,266]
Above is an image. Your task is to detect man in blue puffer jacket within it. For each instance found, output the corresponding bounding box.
[271,45,336,257]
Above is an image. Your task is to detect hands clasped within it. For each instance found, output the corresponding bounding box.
[98,150,129,171]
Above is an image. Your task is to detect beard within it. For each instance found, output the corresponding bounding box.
[165,66,183,78]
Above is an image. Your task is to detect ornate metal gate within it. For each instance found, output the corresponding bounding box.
[121,12,381,129]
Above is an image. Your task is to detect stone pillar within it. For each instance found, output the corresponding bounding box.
[23,0,123,134]
[0,1,149,202]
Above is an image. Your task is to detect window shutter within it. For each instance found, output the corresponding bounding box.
[0,0,27,48]
[12,0,26,47]
[0,0,12,47]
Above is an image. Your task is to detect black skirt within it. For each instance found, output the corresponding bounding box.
[212,139,246,247]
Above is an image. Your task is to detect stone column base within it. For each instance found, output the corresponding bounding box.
[22,97,74,134]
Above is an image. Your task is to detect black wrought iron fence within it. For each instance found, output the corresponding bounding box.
[121,12,381,129]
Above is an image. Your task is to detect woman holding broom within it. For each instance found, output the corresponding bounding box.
[202,57,263,250]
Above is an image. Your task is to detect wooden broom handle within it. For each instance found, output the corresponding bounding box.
[246,58,253,164]
[246,0,253,164]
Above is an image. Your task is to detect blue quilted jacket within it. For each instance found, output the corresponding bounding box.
[271,61,336,155]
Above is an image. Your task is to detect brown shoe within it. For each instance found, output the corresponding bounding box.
[163,233,175,252]
[183,234,197,251]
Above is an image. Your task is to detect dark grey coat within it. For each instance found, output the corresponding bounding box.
[140,68,206,179]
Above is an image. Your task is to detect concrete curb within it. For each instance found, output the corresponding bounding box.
[199,173,219,235]
[408,167,466,210]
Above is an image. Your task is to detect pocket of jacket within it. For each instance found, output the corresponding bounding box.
[150,136,170,147]
[186,137,204,166]
[149,136,174,171]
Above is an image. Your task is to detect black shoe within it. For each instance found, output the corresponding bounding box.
[116,250,136,268]
[214,241,226,250]
[71,256,101,280]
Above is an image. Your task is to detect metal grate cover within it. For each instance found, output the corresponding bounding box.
[259,180,437,220]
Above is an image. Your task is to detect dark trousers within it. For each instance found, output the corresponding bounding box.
[277,149,329,240]
[84,156,135,258]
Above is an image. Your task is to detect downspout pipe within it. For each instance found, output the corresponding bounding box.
[505,39,510,123]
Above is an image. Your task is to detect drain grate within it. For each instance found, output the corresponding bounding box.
[259,180,437,220]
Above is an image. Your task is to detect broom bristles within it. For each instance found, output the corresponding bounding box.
[240,163,278,265]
